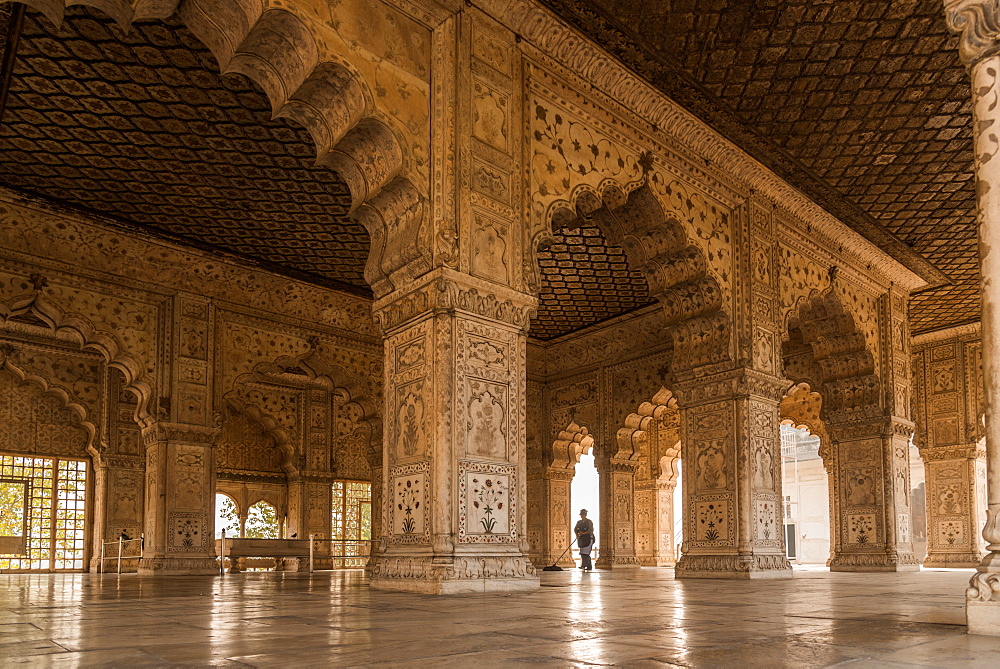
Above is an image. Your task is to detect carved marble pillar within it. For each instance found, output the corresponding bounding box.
[595,453,639,568]
[636,479,677,566]
[283,474,334,569]
[922,445,988,567]
[287,474,334,535]
[365,447,384,574]
[89,454,145,572]
[526,466,575,567]
[823,418,919,571]
[943,0,1000,633]
[139,423,218,574]
[912,331,987,567]
[674,371,792,579]
[368,271,539,593]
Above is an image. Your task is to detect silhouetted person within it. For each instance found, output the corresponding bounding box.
[575,509,594,571]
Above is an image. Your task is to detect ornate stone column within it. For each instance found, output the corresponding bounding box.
[943,0,1000,634]
[922,445,988,567]
[89,454,145,572]
[636,479,677,567]
[286,472,335,568]
[823,418,920,571]
[526,466,575,567]
[139,422,219,574]
[368,270,539,593]
[674,370,793,579]
[912,329,987,567]
[595,451,640,568]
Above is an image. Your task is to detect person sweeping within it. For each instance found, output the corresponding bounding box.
[575,509,595,571]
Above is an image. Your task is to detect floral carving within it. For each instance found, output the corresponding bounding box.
[471,477,506,534]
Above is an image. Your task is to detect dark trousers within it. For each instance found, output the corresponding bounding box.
[580,553,592,570]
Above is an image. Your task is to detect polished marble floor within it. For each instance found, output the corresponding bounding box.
[1,567,999,667]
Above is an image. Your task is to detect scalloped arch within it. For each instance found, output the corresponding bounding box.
[550,421,594,471]
[1,0,430,297]
[0,290,155,427]
[226,349,382,461]
[221,394,296,474]
[533,180,731,373]
[0,360,98,456]
[216,490,241,516]
[616,386,679,479]
[782,287,880,421]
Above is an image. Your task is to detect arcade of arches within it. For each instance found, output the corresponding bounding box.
[1,0,1000,641]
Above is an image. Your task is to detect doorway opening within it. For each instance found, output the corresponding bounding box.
[780,424,829,565]
[570,452,600,567]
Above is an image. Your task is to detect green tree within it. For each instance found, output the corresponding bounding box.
[0,480,26,537]
[245,501,279,539]
[216,494,241,538]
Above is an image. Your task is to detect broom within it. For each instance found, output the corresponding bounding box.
[542,538,577,571]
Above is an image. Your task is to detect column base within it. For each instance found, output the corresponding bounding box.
[924,552,986,569]
[137,556,219,575]
[829,552,921,572]
[637,557,676,567]
[675,554,793,579]
[369,554,540,594]
[595,557,641,569]
[967,600,1000,635]
[966,553,1000,636]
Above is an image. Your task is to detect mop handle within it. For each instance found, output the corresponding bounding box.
[551,537,578,564]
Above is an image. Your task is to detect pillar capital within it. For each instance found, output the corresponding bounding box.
[140,421,220,447]
[921,443,988,462]
[945,0,1000,66]
[372,268,537,336]
[824,415,915,443]
[672,367,787,407]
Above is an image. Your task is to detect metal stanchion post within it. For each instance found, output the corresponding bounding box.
[309,534,314,573]
[117,536,123,575]
[220,528,226,576]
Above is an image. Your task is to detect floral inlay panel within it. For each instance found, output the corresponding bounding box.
[458,461,517,544]
[389,463,429,544]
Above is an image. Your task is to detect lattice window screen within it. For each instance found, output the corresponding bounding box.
[0,454,88,571]
[330,480,371,568]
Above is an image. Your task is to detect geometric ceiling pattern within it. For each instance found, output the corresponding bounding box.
[542,0,979,334]
[533,222,654,340]
[0,8,368,295]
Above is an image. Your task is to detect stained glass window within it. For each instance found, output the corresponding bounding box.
[0,454,88,571]
[331,480,371,568]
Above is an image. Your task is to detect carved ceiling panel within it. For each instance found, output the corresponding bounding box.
[0,8,370,295]
[543,0,978,334]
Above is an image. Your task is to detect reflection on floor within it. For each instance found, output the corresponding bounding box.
[1,567,998,666]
